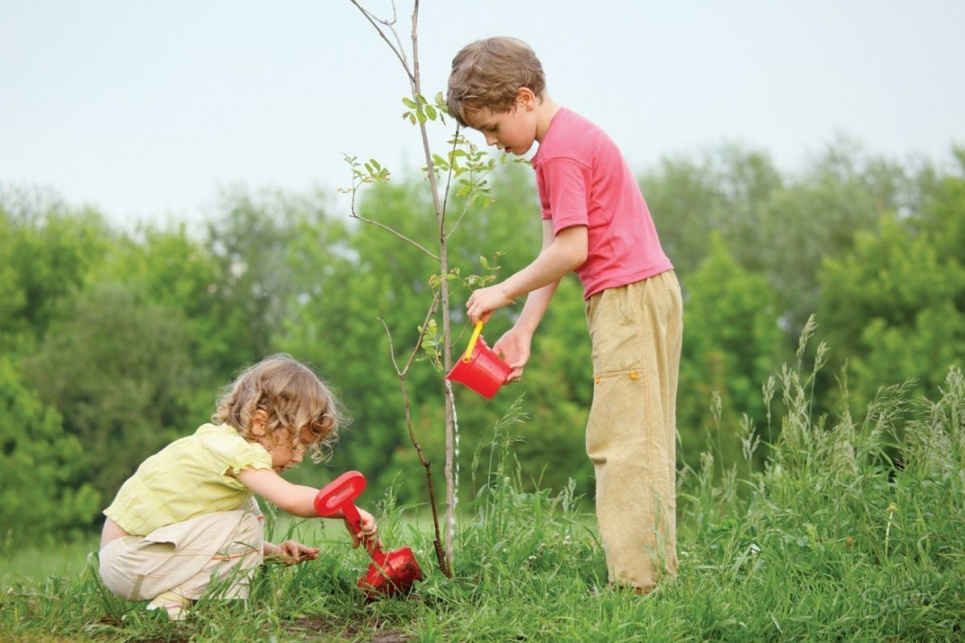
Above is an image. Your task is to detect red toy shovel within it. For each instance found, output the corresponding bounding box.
[314,471,422,599]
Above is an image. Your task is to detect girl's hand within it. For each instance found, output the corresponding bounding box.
[267,539,320,565]
[347,508,380,550]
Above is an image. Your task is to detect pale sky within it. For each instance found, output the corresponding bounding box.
[2,0,963,229]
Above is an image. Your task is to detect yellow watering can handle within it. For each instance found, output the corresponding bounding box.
[462,321,484,363]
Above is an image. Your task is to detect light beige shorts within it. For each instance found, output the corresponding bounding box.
[99,500,264,602]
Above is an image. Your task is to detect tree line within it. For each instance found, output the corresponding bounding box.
[1,140,962,547]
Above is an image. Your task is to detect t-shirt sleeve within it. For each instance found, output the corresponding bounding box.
[537,157,591,233]
[202,431,273,476]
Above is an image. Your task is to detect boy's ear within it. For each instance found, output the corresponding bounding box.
[516,87,538,109]
[251,409,269,437]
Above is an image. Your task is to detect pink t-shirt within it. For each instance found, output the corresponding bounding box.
[532,107,672,299]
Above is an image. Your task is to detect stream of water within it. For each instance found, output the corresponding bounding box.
[446,380,459,564]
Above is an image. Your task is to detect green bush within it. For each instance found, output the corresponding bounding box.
[0,357,100,548]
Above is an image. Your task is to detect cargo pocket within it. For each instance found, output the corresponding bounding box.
[586,368,645,464]
[142,523,186,552]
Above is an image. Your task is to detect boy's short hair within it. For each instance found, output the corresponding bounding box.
[446,36,546,128]
[212,354,344,463]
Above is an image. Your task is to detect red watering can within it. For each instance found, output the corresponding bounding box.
[314,471,422,599]
[446,321,512,398]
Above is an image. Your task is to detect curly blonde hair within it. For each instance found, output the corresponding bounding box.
[446,36,546,128]
[212,354,344,463]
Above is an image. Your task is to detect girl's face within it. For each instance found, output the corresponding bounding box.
[258,426,313,473]
[250,410,312,473]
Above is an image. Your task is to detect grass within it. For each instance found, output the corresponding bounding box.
[1,541,96,591]
[2,342,965,641]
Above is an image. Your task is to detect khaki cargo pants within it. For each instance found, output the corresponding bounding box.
[585,270,682,591]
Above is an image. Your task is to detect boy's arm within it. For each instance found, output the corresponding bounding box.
[510,221,566,337]
[515,219,571,332]
[491,278,557,379]
[466,222,586,324]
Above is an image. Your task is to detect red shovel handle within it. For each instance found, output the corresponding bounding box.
[314,471,385,564]
[315,471,365,526]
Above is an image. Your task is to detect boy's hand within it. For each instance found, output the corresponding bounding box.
[466,285,513,324]
[346,508,380,550]
[268,539,320,565]
[493,327,533,382]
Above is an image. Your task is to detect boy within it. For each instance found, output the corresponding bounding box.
[447,37,682,593]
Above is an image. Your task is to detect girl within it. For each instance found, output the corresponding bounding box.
[98,354,378,620]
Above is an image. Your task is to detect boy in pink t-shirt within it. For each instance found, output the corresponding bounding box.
[448,37,682,593]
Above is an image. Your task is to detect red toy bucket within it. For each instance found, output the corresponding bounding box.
[446,321,512,399]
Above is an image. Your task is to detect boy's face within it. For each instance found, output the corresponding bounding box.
[467,91,539,156]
